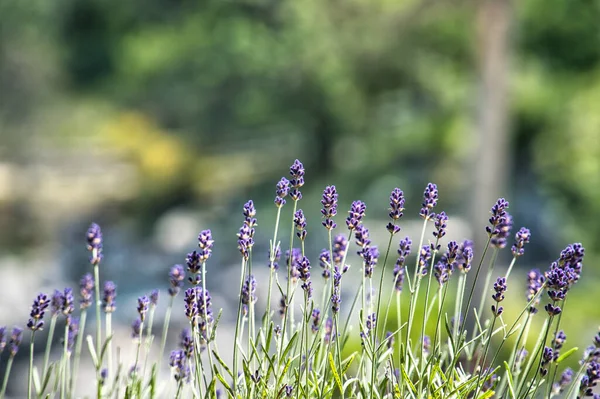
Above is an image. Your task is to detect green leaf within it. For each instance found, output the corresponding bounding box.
[503,361,516,399]
[556,347,578,363]
[214,366,234,397]
[212,350,233,378]
[86,335,98,368]
[400,364,417,396]
[33,366,41,395]
[328,352,343,394]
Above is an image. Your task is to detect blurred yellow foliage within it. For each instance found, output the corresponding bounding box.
[102,112,190,186]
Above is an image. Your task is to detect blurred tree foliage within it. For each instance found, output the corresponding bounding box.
[1,0,600,258]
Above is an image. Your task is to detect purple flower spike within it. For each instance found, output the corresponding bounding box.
[419,183,438,219]
[197,229,215,261]
[552,368,573,395]
[51,289,64,316]
[319,249,331,279]
[332,234,348,266]
[394,237,412,292]
[62,288,74,316]
[137,296,150,322]
[457,241,474,273]
[169,264,185,297]
[492,277,507,303]
[131,318,142,339]
[150,289,159,306]
[79,273,94,309]
[354,224,371,250]
[511,227,531,257]
[241,275,257,316]
[294,209,307,241]
[269,245,282,270]
[526,269,545,313]
[346,201,366,231]
[321,186,338,230]
[86,223,103,265]
[275,177,290,207]
[362,246,379,278]
[184,288,198,321]
[67,317,79,353]
[491,212,513,249]
[331,267,342,314]
[433,211,448,240]
[170,349,191,382]
[180,328,194,358]
[27,293,49,331]
[486,198,510,239]
[9,327,23,356]
[388,188,405,221]
[289,159,305,201]
[418,245,432,276]
[102,281,117,313]
[237,224,254,261]
[311,309,321,333]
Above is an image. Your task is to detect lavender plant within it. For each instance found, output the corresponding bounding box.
[1,160,599,399]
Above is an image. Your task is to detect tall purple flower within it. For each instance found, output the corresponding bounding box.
[102,281,117,313]
[298,256,312,298]
[491,212,513,249]
[419,183,438,219]
[324,318,335,343]
[169,264,185,297]
[289,160,305,201]
[241,275,257,316]
[311,309,321,333]
[387,188,405,235]
[433,212,448,240]
[170,349,191,382]
[86,223,103,265]
[237,223,254,261]
[79,273,94,309]
[418,245,432,276]
[186,251,202,285]
[486,198,509,238]
[9,327,23,356]
[393,237,411,292]
[179,328,194,358]
[62,288,74,316]
[194,287,213,342]
[457,240,474,273]
[511,227,531,257]
[198,229,215,260]
[319,249,331,279]
[491,277,507,316]
[578,361,600,397]
[321,186,338,230]
[526,269,544,314]
[269,246,282,270]
[275,177,290,208]
[294,209,307,241]
[184,288,198,322]
[137,296,150,322]
[331,266,342,314]
[150,289,159,307]
[332,234,348,266]
[362,246,379,278]
[346,201,366,231]
[27,293,49,331]
[131,318,142,340]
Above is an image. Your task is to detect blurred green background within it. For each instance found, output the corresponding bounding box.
[0,0,599,390]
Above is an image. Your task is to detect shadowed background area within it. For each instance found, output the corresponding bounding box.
[1,0,599,395]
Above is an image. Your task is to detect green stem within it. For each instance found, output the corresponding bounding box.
[61,323,69,399]
[42,315,58,385]
[157,296,174,374]
[232,258,247,397]
[105,312,112,379]
[28,331,36,399]
[201,261,215,384]
[0,355,15,399]
[70,309,87,397]
[93,262,102,371]
[278,199,298,358]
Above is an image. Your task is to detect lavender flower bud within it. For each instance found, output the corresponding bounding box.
[275,177,290,207]
[241,275,257,316]
[540,347,554,376]
[491,212,513,249]
[552,368,573,395]
[355,224,371,250]
[137,296,150,322]
[319,249,331,279]
[526,269,545,313]
[279,296,287,318]
[387,188,405,235]
[511,227,531,257]
[418,245,432,276]
[433,211,448,239]
[269,245,282,270]
[289,159,305,201]
[51,289,64,316]
[184,288,198,322]
[150,289,159,306]
[169,264,185,297]
[393,237,411,292]
[130,318,141,340]
[179,328,194,358]
[102,281,117,313]
[366,313,376,332]
[457,240,474,273]
[237,224,254,261]
[423,336,431,356]
[419,183,438,219]
[86,222,103,265]
[332,234,348,266]
[185,251,202,284]
[27,293,49,331]
[294,209,307,241]
[79,273,94,309]
[311,309,321,333]
[486,198,509,237]
[321,185,338,230]
[9,327,22,356]
[62,288,74,316]
[346,201,366,231]
[362,246,379,278]
[169,349,191,382]
[242,201,257,229]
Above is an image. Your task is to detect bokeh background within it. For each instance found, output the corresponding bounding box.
[1,0,599,395]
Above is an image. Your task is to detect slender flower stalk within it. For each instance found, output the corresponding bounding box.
[1,327,23,399]
[86,223,103,379]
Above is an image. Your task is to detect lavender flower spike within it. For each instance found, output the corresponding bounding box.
[169,264,185,297]
[102,281,117,313]
[419,183,438,219]
[491,277,507,316]
[79,273,94,309]
[321,185,338,230]
[289,159,305,201]
[137,296,150,322]
[511,227,531,257]
[0,327,6,354]
[27,293,49,331]
[241,275,257,316]
[294,209,307,241]
[346,200,366,231]
[86,222,103,265]
[275,177,290,207]
[387,188,405,234]
[197,229,215,261]
[433,211,448,240]
[9,327,23,356]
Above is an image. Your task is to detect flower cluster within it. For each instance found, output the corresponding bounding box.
[393,237,411,292]
[491,277,507,316]
[27,293,49,331]
[294,209,307,241]
[387,188,405,234]
[419,183,438,219]
[275,178,290,208]
[79,273,94,309]
[102,281,117,313]
[544,243,585,316]
[579,361,600,397]
[418,244,432,276]
[311,309,321,333]
[433,211,448,240]
[289,159,305,201]
[298,256,312,298]
[169,264,185,297]
[86,222,103,265]
[434,240,458,285]
[457,240,474,273]
[511,227,531,257]
[526,269,545,314]
[491,212,512,249]
[170,349,191,382]
[321,186,338,230]
[346,201,366,231]
[241,275,257,315]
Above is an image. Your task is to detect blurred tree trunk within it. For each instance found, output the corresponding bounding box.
[469,0,512,332]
